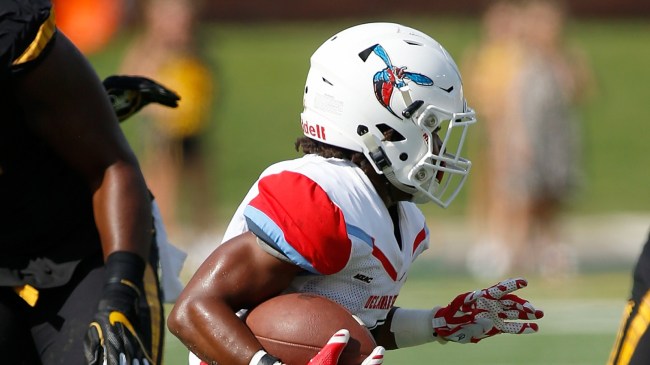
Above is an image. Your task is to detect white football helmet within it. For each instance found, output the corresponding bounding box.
[301,22,477,207]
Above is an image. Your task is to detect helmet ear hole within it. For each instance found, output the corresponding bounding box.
[376,124,405,142]
[399,153,408,161]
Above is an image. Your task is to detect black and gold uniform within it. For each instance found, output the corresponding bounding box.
[608,229,650,365]
[0,1,164,364]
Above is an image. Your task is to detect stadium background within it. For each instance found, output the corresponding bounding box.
[56,1,649,363]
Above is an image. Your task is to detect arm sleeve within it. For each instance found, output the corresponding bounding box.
[243,171,352,275]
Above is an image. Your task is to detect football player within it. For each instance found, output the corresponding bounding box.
[0,1,180,364]
[608,229,650,365]
[168,23,543,365]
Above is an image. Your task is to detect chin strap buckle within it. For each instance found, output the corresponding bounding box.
[358,127,392,170]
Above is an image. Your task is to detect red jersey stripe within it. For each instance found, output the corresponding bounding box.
[372,243,397,281]
[247,171,351,275]
[412,227,427,255]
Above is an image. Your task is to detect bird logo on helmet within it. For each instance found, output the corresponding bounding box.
[359,43,454,119]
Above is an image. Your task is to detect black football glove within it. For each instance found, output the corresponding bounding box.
[103,75,180,122]
[84,252,154,365]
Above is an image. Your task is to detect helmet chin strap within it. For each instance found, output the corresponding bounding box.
[360,132,419,198]
[399,84,413,105]
[358,86,427,202]
[385,171,420,197]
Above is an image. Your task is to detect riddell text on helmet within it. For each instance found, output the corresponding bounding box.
[302,120,327,140]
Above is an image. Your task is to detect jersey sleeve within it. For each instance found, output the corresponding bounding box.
[0,0,56,79]
[243,171,352,275]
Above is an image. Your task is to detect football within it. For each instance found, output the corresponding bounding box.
[245,293,377,365]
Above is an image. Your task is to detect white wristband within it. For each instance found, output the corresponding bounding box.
[249,350,283,365]
[389,308,436,348]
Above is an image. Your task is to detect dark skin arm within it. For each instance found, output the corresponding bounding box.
[168,231,401,364]
[12,33,151,260]
[168,231,301,364]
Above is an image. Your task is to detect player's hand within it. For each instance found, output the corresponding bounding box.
[102,75,180,122]
[308,329,384,365]
[432,278,543,344]
[84,281,153,365]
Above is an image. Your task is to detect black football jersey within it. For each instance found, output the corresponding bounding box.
[0,0,102,286]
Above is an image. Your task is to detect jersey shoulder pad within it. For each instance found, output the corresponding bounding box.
[244,170,352,275]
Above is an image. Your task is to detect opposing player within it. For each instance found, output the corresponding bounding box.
[608,228,650,365]
[0,1,181,364]
[168,23,543,365]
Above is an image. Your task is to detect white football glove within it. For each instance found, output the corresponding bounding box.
[309,329,384,365]
[432,278,544,344]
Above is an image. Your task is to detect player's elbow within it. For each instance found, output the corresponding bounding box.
[167,299,192,340]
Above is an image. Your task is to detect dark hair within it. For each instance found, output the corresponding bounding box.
[294,135,408,205]
[294,136,374,175]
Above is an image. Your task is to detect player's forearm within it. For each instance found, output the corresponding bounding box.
[169,298,263,365]
[170,232,302,364]
[93,161,152,260]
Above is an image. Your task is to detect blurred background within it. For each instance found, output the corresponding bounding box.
[54,0,648,363]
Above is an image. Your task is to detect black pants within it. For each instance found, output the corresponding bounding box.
[0,253,164,365]
[608,229,650,365]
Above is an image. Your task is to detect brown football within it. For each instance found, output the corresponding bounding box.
[245,293,376,365]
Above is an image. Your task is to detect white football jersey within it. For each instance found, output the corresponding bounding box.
[222,154,430,329]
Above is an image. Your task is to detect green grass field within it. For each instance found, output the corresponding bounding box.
[87,17,648,364]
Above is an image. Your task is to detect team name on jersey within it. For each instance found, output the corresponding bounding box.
[301,120,327,140]
[364,295,398,310]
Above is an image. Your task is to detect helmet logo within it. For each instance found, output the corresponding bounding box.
[359,44,436,118]
[302,119,327,140]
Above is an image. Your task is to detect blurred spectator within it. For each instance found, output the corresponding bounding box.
[515,0,594,277]
[121,0,216,243]
[463,0,594,278]
[462,0,527,279]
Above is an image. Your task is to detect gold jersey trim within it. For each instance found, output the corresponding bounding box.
[144,263,163,364]
[12,8,57,66]
[608,291,650,365]
[13,284,39,307]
